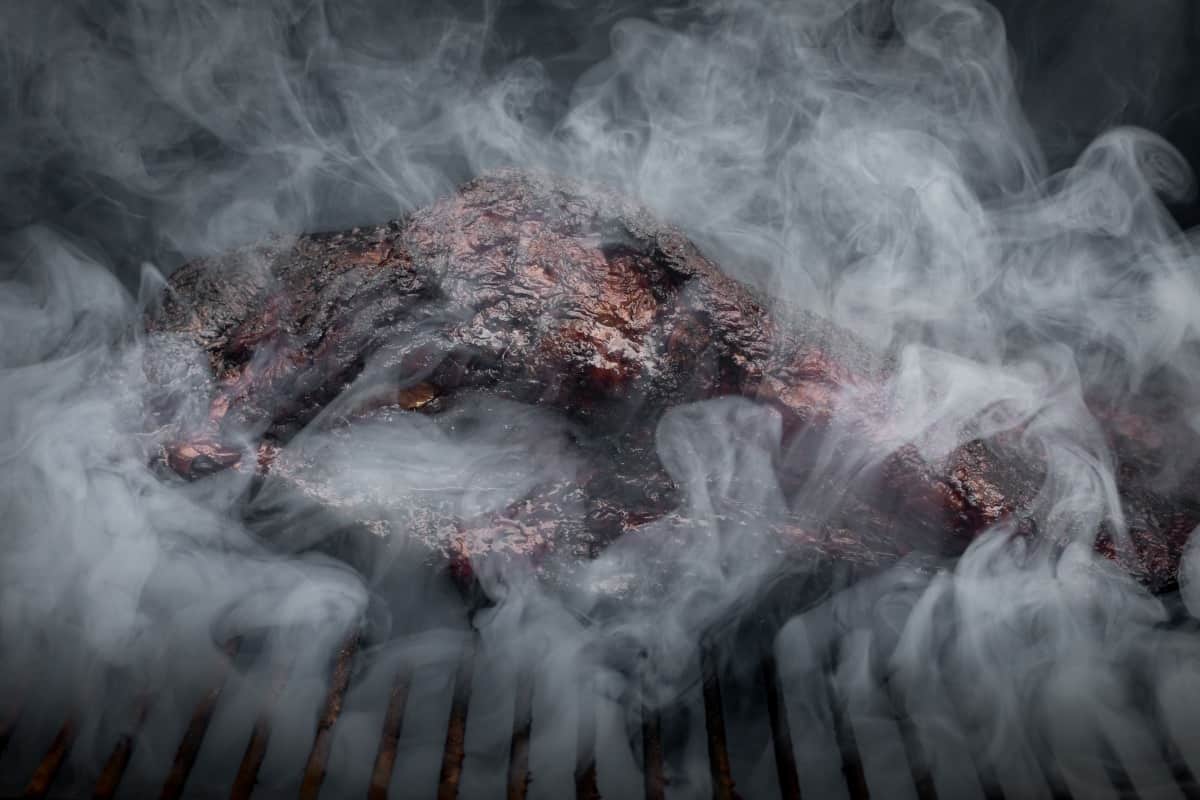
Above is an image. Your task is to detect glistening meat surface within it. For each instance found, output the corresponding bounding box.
[143,169,1198,590]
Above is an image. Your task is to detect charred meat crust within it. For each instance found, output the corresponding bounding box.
[143,168,1197,591]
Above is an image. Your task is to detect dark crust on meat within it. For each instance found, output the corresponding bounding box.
[143,168,1197,591]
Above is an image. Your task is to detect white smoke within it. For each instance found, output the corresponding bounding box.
[1,0,1199,796]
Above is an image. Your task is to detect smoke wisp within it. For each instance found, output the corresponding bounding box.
[2,0,1200,796]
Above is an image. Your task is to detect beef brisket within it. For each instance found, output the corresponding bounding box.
[143,169,1198,590]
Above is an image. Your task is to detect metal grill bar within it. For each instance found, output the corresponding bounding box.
[299,631,360,800]
[574,678,600,800]
[1044,761,1075,800]
[229,657,291,800]
[1164,744,1200,799]
[826,669,870,800]
[436,638,475,800]
[506,668,533,800]
[930,671,1007,800]
[699,644,737,800]
[21,717,76,799]
[761,655,802,800]
[973,753,1008,800]
[367,665,413,800]
[1143,683,1200,800]
[9,618,1200,798]
[882,678,937,800]
[641,695,666,800]
[92,691,152,800]
[1096,734,1137,799]
[159,638,241,800]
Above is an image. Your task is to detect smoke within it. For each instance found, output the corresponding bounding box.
[2,0,1200,796]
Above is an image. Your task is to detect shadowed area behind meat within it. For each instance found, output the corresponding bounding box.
[143,168,1198,591]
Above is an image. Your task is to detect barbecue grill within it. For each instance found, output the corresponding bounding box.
[4,0,1200,796]
[4,580,1198,800]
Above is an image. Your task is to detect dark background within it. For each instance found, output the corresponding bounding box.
[2,0,1198,283]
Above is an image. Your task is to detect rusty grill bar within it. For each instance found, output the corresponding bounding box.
[761,654,802,800]
[505,668,533,800]
[299,631,360,800]
[21,717,75,799]
[159,637,241,800]
[367,665,413,800]
[92,692,152,800]
[229,654,292,800]
[640,675,666,800]
[881,677,937,800]
[436,638,475,800]
[574,676,600,800]
[699,642,737,800]
[4,624,1200,799]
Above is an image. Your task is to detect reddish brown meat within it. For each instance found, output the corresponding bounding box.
[143,169,1197,590]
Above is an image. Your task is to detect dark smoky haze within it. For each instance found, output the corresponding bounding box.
[2,0,1200,797]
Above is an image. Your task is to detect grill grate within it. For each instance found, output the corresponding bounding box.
[91,692,150,800]
[20,718,75,799]
[299,633,359,800]
[230,655,291,800]
[5,618,1200,799]
[640,679,666,800]
[367,665,413,800]
[157,638,241,800]
[436,638,475,800]
[505,669,533,800]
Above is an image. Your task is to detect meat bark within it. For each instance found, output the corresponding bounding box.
[143,169,1198,591]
